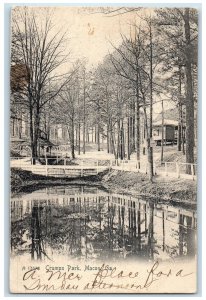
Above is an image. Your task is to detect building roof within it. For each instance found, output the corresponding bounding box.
[10,137,29,144]
[154,106,186,121]
[38,137,56,147]
[10,137,56,147]
[153,119,179,127]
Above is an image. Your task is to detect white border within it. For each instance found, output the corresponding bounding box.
[0,1,205,299]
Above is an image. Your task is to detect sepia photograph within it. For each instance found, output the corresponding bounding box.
[9,5,198,294]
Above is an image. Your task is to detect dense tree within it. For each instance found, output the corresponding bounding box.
[11,7,73,161]
[155,8,198,172]
[10,7,198,178]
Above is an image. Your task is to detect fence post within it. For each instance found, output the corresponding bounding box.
[177,209,181,223]
[191,211,195,228]
[31,157,33,173]
[96,160,99,174]
[154,162,156,175]
[165,205,168,220]
[46,158,48,176]
[81,161,83,177]
[64,158,66,166]
[191,164,194,180]
[154,203,157,216]
[176,162,180,178]
[165,162,168,176]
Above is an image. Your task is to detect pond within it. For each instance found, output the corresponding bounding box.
[10,185,197,263]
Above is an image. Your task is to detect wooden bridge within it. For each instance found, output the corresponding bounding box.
[10,157,197,180]
[10,157,109,177]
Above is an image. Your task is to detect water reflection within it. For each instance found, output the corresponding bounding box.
[10,185,197,262]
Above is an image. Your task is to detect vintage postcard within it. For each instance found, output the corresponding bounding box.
[10,6,198,294]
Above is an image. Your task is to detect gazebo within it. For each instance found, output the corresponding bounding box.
[38,137,56,157]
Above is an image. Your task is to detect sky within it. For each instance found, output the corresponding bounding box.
[11,6,174,113]
[45,7,140,68]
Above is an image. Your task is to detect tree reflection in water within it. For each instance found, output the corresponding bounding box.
[10,186,197,262]
[147,202,155,260]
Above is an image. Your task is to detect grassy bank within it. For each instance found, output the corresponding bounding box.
[10,168,104,194]
[11,168,197,208]
[101,170,197,207]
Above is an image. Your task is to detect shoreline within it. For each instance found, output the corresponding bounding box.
[10,168,197,209]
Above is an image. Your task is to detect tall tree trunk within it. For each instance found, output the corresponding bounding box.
[95,125,97,144]
[46,104,51,141]
[12,118,15,137]
[131,99,135,152]
[78,123,81,155]
[107,122,110,153]
[110,124,117,159]
[86,125,89,143]
[109,120,113,154]
[97,98,101,151]
[136,84,140,162]
[181,110,185,155]
[97,123,100,151]
[83,69,86,154]
[178,103,182,151]
[117,119,121,159]
[91,126,94,143]
[184,8,194,174]
[29,104,35,163]
[148,20,154,181]
[120,120,125,160]
[142,101,151,178]
[127,116,130,160]
[161,99,164,163]
[68,120,75,159]
[177,64,182,151]
[19,117,22,139]
[77,82,81,155]
[75,127,78,146]
[71,120,75,159]
[33,105,40,160]
[106,96,110,153]
[130,115,134,153]
[142,120,146,155]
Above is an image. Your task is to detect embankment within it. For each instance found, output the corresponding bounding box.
[10,168,197,208]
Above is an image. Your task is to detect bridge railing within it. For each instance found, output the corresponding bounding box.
[10,156,197,180]
[10,157,110,177]
[154,161,197,180]
[112,159,197,180]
